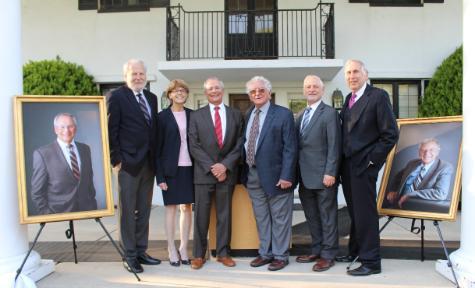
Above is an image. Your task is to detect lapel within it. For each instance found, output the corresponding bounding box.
[301,102,325,137]
[223,105,233,145]
[256,103,276,153]
[348,85,371,131]
[165,108,180,134]
[295,108,304,131]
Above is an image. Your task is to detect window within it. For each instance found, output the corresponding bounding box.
[287,93,307,118]
[372,80,421,119]
[349,0,443,6]
[78,0,169,12]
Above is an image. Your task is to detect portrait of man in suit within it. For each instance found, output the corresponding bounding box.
[31,112,97,215]
[242,76,297,272]
[188,77,244,270]
[338,59,399,276]
[385,138,453,210]
[295,75,341,272]
[107,58,161,273]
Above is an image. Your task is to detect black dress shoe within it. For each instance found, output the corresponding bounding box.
[169,260,180,267]
[347,264,381,276]
[123,258,143,273]
[181,259,191,265]
[137,253,161,265]
[335,255,357,263]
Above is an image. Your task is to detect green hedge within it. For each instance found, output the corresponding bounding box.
[419,46,462,117]
[23,57,100,95]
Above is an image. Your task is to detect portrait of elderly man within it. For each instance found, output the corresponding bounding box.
[385,138,453,210]
[31,112,98,215]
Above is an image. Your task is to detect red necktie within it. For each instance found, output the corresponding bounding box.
[214,106,223,149]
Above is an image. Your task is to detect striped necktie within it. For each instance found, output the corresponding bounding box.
[412,166,426,191]
[68,144,80,180]
[300,107,312,134]
[246,109,261,166]
[136,93,151,125]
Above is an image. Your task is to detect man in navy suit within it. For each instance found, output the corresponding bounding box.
[338,59,398,276]
[242,76,297,271]
[107,59,161,273]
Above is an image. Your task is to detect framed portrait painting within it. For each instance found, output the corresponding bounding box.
[377,116,462,221]
[14,95,114,224]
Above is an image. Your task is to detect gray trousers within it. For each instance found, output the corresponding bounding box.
[298,184,338,259]
[246,167,293,261]
[118,164,154,258]
[193,183,234,258]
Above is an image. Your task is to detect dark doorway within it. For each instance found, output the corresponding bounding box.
[225,0,278,59]
[229,93,275,116]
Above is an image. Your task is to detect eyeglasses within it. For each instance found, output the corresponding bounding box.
[171,88,187,94]
[249,88,267,96]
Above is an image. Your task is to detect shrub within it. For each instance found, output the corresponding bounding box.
[23,56,100,95]
[419,46,462,117]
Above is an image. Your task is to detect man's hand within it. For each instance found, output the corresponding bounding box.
[211,163,227,179]
[113,162,122,173]
[386,191,398,203]
[323,175,336,187]
[398,195,409,208]
[216,173,227,183]
[159,182,168,191]
[276,179,292,189]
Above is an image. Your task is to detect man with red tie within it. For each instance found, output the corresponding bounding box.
[188,77,244,269]
[338,59,398,276]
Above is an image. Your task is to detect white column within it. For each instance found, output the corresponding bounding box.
[435,1,475,287]
[0,1,54,287]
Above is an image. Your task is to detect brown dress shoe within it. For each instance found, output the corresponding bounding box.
[217,256,236,267]
[296,254,320,263]
[250,256,273,267]
[312,258,335,272]
[191,258,206,270]
[268,259,289,271]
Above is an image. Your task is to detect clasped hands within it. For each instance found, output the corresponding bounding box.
[211,163,227,182]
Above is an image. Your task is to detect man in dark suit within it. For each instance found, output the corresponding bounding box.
[188,77,244,269]
[338,59,398,276]
[386,138,453,208]
[242,76,297,272]
[31,113,97,215]
[295,75,341,272]
[107,58,161,273]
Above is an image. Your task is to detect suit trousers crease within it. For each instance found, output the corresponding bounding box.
[118,163,154,258]
[341,158,381,265]
[298,184,338,259]
[246,167,293,261]
[193,183,233,258]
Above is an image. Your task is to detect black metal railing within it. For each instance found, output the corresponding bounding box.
[166,3,334,60]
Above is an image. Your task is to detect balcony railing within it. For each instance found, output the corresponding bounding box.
[166,3,334,60]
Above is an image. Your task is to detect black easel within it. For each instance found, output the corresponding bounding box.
[14,218,141,283]
[410,218,425,261]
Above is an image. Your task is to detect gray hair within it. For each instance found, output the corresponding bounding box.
[54,113,77,127]
[419,138,441,151]
[344,59,369,76]
[123,58,147,76]
[246,76,272,94]
[203,77,224,91]
[303,75,325,88]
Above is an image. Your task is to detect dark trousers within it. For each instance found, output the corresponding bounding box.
[118,163,154,258]
[341,158,381,266]
[298,184,339,260]
[193,183,234,258]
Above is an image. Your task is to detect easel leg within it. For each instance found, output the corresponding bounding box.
[420,219,425,262]
[433,221,459,288]
[347,216,394,270]
[94,218,141,282]
[65,220,78,264]
[15,223,46,282]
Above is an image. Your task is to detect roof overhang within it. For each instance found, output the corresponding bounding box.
[157,58,344,83]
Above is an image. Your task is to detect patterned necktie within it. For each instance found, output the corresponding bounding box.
[68,144,80,180]
[214,106,223,149]
[412,166,426,191]
[246,109,261,166]
[348,92,357,109]
[300,107,312,134]
[136,93,151,125]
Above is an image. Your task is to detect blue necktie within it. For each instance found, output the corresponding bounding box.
[300,107,312,134]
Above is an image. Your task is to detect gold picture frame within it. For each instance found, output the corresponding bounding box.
[14,95,114,224]
[377,116,462,221]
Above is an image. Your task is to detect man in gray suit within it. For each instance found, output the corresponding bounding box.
[386,138,453,209]
[295,75,341,272]
[31,113,97,215]
[188,77,244,269]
